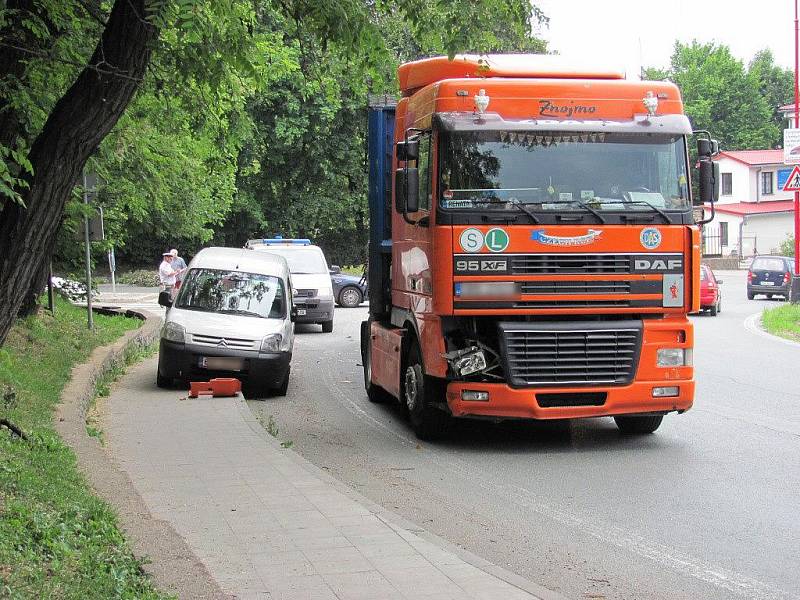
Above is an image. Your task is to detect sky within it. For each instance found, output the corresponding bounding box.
[534,0,797,77]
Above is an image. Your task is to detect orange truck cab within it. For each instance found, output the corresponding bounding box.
[361,55,719,440]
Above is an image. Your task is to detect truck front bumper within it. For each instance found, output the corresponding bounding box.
[446,379,694,420]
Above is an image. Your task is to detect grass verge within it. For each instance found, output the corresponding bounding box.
[0,297,168,598]
[762,303,800,341]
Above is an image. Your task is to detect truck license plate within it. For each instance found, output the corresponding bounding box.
[297,309,307,315]
[200,357,244,371]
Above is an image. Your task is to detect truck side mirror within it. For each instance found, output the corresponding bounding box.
[698,159,719,204]
[395,167,419,213]
[290,306,297,322]
[697,139,712,157]
[158,291,172,308]
[396,139,419,161]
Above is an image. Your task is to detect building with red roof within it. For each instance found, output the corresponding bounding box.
[704,150,795,257]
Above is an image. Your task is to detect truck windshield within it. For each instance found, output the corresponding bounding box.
[439,131,690,213]
[175,269,286,319]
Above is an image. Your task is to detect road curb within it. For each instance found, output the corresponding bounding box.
[54,312,231,600]
[743,311,800,349]
[235,397,570,600]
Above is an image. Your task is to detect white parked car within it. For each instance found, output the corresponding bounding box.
[157,247,295,396]
[246,238,335,333]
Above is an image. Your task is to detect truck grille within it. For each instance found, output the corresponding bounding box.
[519,280,631,294]
[498,321,641,387]
[511,254,631,274]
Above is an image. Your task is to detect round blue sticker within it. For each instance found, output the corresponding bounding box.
[640,228,662,250]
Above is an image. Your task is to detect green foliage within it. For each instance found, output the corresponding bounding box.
[778,234,795,257]
[0,299,163,597]
[645,41,786,151]
[116,270,161,287]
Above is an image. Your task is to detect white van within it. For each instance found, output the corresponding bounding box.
[245,238,335,333]
[157,247,295,396]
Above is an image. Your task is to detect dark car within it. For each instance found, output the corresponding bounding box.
[699,264,723,316]
[747,256,794,300]
[330,265,367,308]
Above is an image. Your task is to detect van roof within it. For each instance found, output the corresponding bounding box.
[188,247,289,277]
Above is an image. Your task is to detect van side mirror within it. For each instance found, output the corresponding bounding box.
[158,291,172,308]
[396,139,419,161]
[395,167,419,213]
[290,306,297,322]
[329,265,341,274]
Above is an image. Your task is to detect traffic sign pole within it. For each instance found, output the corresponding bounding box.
[792,0,800,301]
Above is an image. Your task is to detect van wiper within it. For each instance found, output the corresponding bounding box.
[218,309,265,318]
[619,198,671,223]
[487,196,540,224]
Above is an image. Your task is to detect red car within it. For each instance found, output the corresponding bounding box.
[699,264,723,316]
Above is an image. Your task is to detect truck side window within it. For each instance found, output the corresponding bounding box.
[417,134,431,211]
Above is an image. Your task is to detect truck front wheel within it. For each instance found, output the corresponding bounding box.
[403,344,448,440]
[614,415,663,434]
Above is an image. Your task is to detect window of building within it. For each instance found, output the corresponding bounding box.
[761,171,774,195]
[720,222,728,247]
[721,172,732,196]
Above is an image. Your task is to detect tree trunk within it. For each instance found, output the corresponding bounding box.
[0,0,158,345]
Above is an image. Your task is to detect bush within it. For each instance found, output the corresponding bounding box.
[116,269,160,287]
[778,235,795,257]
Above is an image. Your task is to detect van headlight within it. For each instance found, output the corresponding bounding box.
[162,322,185,343]
[657,348,691,367]
[260,333,283,352]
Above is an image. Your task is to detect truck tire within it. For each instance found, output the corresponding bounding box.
[614,415,663,434]
[322,320,334,333]
[403,343,449,441]
[362,322,392,404]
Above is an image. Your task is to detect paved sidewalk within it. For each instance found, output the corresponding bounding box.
[105,358,559,600]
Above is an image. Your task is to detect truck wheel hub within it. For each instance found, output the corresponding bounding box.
[404,366,419,411]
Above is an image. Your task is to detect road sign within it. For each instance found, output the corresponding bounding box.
[781,165,800,192]
[785,129,800,164]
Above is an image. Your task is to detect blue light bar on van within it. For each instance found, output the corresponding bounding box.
[259,238,311,245]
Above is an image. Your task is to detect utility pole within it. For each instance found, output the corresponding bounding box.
[83,172,94,330]
[794,0,800,302]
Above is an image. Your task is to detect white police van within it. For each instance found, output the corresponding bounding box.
[246,238,335,333]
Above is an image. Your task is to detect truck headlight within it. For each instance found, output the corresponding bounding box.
[260,333,283,352]
[162,322,185,343]
[657,348,691,367]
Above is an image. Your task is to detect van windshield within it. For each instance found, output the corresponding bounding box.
[258,248,328,274]
[175,269,286,319]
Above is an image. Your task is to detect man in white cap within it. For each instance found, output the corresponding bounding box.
[158,251,182,298]
[170,249,187,290]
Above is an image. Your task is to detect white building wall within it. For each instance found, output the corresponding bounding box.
[743,213,794,255]
[716,158,751,204]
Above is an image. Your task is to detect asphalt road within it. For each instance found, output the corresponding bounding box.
[247,274,799,600]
